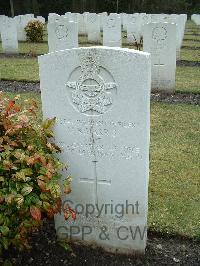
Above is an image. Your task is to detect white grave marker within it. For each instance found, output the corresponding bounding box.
[103,14,122,47]
[48,18,78,52]
[127,14,141,44]
[37,16,45,24]
[1,18,18,54]
[87,13,101,43]
[14,14,34,41]
[143,22,176,92]
[39,47,151,254]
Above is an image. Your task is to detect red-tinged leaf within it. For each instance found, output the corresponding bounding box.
[71,210,76,221]
[28,107,36,114]
[37,180,48,192]
[0,196,5,204]
[52,200,61,214]
[18,114,29,123]
[47,209,54,218]
[63,184,71,194]
[5,100,15,113]
[13,105,21,112]
[64,211,70,220]
[38,155,46,166]
[26,156,35,165]
[56,198,62,212]
[30,206,41,221]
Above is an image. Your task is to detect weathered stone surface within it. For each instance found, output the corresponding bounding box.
[39,47,151,254]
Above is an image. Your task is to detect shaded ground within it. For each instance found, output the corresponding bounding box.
[1,80,199,105]
[0,53,39,59]
[2,220,200,266]
[181,46,200,50]
[177,60,200,67]
[183,38,200,42]
[185,33,200,36]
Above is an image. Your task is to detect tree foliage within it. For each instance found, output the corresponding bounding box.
[1,0,200,16]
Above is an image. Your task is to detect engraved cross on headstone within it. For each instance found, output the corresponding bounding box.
[80,160,111,205]
[79,120,111,205]
[154,58,165,89]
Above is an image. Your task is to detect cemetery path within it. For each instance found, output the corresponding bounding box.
[2,220,200,266]
[1,80,199,105]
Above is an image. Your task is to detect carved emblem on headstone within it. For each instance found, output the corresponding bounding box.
[55,24,68,39]
[107,18,116,28]
[66,50,117,115]
[152,26,167,43]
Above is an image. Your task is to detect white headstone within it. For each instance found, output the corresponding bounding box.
[65,12,78,23]
[39,47,151,254]
[103,14,122,47]
[127,14,141,44]
[121,13,128,32]
[191,14,200,25]
[78,13,86,35]
[37,16,45,24]
[87,13,101,43]
[143,22,176,92]
[1,18,18,53]
[99,12,108,31]
[48,17,78,52]
[14,14,34,41]
[0,15,7,36]
[163,14,184,60]
[48,13,60,23]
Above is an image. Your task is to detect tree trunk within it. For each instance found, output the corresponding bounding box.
[10,0,14,17]
[32,0,40,16]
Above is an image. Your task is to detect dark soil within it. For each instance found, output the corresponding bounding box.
[2,220,200,266]
[184,38,200,42]
[1,80,200,105]
[177,60,200,67]
[185,33,200,37]
[151,91,200,105]
[0,80,40,93]
[181,46,200,50]
[0,53,40,59]
[186,27,200,31]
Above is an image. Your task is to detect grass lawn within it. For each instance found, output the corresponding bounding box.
[0,42,48,55]
[150,102,200,239]
[176,66,200,93]
[180,48,200,61]
[0,20,200,93]
[4,91,200,239]
[184,35,200,41]
[182,40,200,48]
[0,57,39,82]
[1,59,199,94]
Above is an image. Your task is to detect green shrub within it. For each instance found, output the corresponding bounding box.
[0,92,73,255]
[25,20,44,42]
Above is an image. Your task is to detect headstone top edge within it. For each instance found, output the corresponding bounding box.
[38,46,151,62]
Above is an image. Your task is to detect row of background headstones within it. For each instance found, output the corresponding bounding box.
[48,12,187,55]
[47,12,186,93]
[0,12,187,54]
[0,14,45,53]
[191,14,200,25]
[0,12,187,93]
